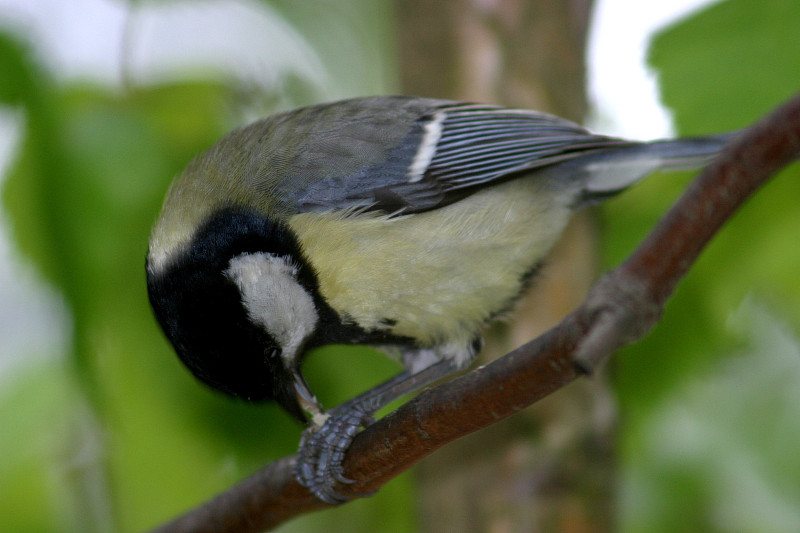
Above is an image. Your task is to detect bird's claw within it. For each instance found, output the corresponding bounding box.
[293,403,375,504]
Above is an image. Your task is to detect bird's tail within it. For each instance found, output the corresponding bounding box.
[574,131,737,203]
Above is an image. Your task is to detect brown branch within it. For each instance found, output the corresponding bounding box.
[148,91,800,533]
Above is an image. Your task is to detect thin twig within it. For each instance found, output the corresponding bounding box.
[149,91,800,533]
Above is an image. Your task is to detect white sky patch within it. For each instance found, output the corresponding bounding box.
[125,0,326,91]
[0,0,327,91]
[0,110,70,379]
[587,0,720,139]
[0,0,126,85]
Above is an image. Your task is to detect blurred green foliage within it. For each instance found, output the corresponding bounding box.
[605,1,800,531]
[0,2,410,532]
[0,0,799,532]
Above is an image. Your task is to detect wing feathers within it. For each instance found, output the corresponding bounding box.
[289,98,724,215]
[421,105,632,194]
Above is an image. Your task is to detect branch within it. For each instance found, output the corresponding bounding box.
[149,91,800,533]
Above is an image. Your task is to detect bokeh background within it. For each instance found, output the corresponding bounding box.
[1,1,799,532]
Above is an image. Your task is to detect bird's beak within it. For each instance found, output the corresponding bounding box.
[292,369,329,428]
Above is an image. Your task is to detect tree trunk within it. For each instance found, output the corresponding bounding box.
[397,2,616,531]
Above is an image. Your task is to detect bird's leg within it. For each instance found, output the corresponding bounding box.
[294,358,459,504]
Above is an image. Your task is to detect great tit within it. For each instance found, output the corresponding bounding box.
[146,95,732,502]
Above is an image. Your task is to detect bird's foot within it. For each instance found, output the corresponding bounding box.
[293,360,460,503]
[293,402,376,504]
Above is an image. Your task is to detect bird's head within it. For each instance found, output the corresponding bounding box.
[146,208,321,423]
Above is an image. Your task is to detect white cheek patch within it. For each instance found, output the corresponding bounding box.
[224,253,319,363]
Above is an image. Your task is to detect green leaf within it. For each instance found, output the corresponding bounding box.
[0,32,38,106]
[649,0,800,134]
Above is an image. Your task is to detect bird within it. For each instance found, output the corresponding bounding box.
[145,95,732,503]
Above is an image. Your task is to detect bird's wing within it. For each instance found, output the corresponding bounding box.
[288,101,634,214]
